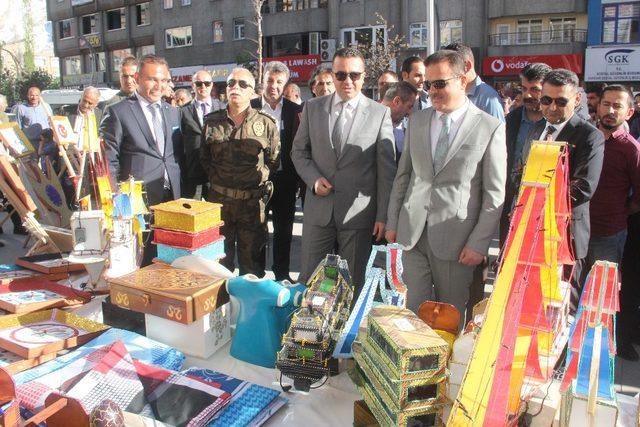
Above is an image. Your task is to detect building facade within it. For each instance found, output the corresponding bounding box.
[47,0,156,87]
[483,0,588,83]
[584,0,639,87]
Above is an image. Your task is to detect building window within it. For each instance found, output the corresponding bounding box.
[275,0,327,12]
[136,2,151,26]
[495,24,510,46]
[409,22,428,47]
[164,0,173,8]
[112,48,132,72]
[602,3,640,44]
[137,45,155,57]
[64,55,82,75]
[233,18,245,40]
[439,20,462,47]
[181,0,191,5]
[58,19,73,39]
[213,20,224,43]
[81,14,97,35]
[341,25,386,48]
[550,17,576,42]
[516,19,543,44]
[106,8,125,31]
[85,52,106,72]
[166,26,193,48]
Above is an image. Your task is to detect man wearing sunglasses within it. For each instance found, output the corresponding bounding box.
[180,70,220,199]
[527,69,604,313]
[201,68,280,277]
[250,61,303,282]
[292,47,395,300]
[385,50,506,322]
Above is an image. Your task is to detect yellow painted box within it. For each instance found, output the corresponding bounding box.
[151,198,222,233]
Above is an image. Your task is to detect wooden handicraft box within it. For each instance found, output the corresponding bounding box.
[151,198,222,233]
[0,309,109,359]
[153,224,223,249]
[16,253,86,275]
[155,238,225,264]
[108,264,229,325]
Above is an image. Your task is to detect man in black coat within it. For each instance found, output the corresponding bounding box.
[101,54,182,266]
[526,69,605,312]
[180,70,223,199]
[251,61,303,281]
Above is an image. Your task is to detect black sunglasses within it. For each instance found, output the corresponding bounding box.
[540,96,570,107]
[424,76,459,90]
[334,71,363,81]
[227,79,253,89]
[194,81,212,87]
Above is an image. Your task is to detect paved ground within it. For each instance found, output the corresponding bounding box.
[1,206,638,397]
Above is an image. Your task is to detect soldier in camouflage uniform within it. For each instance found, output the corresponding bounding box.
[201,68,280,276]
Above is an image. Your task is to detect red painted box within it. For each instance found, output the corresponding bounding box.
[153,223,223,250]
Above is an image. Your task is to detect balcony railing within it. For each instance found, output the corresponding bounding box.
[488,29,587,46]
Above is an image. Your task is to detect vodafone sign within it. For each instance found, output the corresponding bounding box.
[483,54,583,77]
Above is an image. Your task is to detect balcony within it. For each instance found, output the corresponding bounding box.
[488,29,587,46]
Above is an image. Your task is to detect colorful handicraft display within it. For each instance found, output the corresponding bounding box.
[108,264,229,325]
[449,141,574,425]
[228,276,291,368]
[559,261,620,426]
[0,279,91,313]
[276,254,353,391]
[334,244,408,358]
[0,122,35,157]
[151,199,225,264]
[352,305,450,427]
[0,308,109,359]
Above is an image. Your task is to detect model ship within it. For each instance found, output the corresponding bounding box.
[276,254,353,391]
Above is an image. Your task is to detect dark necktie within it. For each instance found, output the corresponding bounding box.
[148,103,169,187]
[200,102,208,125]
[543,125,557,141]
[332,101,347,157]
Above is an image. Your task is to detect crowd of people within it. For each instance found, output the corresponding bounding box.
[2,44,640,361]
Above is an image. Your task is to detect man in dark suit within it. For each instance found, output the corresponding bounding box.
[500,63,551,244]
[526,69,605,312]
[251,61,303,281]
[181,70,217,199]
[101,54,182,266]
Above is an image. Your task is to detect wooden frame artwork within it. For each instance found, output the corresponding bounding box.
[0,309,109,359]
[0,280,91,314]
[16,253,86,275]
[49,116,77,147]
[0,123,35,158]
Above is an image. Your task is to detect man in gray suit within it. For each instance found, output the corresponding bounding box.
[386,50,507,318]
[101,54,182,266]
[292,47,396,296]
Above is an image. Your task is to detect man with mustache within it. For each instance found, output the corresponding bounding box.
[500,62,551,243]
[527,69,604,313]
[588,84,640,360]
[104,56,138,109]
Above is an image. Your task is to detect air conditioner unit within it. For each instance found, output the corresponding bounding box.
[320,38,336,62]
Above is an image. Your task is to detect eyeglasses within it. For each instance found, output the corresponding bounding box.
[194,81,212,87]
[540,96,570,107]
[334,71,363,81]
[227,79,253,89]
[424,76,459,90]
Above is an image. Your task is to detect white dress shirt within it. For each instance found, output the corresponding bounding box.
[195,97,212,126]
[331,92,361,147]
[136,92,163,143]
[540,118,571,141]
[430,98,470,159]
[260,96,283,132]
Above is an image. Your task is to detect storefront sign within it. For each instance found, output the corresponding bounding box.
[170,63,236,85]
[63,72,105,87]
[263,54,321,82]
[483,54,583,76]
[78,34,101,49]
[585,46,640,82]
[71,0,94,6]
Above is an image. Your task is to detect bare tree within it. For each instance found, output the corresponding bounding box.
[356,13,408,89]
[247,0,267,85]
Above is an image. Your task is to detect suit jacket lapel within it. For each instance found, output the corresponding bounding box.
[161,102,172,157]
[324,94,336,161]
[129,98,161,156]
[437,105,481,174]
[421,109,435,177]
[339,96,369,161]
[556,114,580,144]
